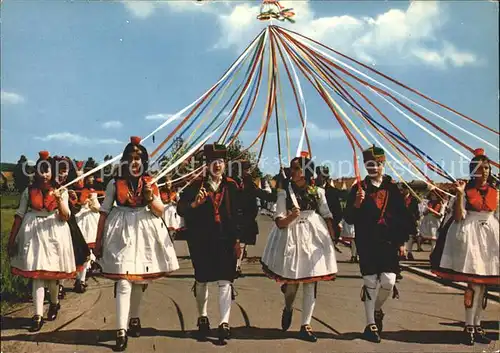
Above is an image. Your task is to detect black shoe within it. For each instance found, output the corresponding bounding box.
[58,284,65,299]
[299,325,317,342]
[197,316,210,339]
[218,323,230,341]
[463,326,474,346]
[128,318,141,337]
[74,280,87,294]
[374,309,385,333]
[407,253,415,261]
[474,326,491,344]
[29,315,43,332]
[363,324,381,343]
[281,307,293,331]
[115,329,128,351]
[47,302,60,321]
[396,273,403,282]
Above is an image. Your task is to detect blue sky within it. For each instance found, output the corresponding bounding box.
[1,0,498,180]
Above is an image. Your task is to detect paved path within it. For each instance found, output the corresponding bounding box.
[1,215,499,353]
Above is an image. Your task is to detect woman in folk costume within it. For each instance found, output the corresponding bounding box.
[431,148,498,346]
[94,136,179,351]
[344,146,411,343]
[160,177,184,235]
[401,184,421,261]
[70,162,100,293]
[418,188,445,252]
[8,151,79,332]
[261,153,338,343]
[177,143,242,342]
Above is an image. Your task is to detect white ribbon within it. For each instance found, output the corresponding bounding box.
[282,28,499,151]
[59,30,266,191]
[275,29,308,158]
[287,182,300,209]
[157,165,206,187]
[370,88,470,160]
[362,120,454,198]
[152,30,269,184]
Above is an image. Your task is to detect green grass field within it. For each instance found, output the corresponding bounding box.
[1,194,21,209]
[1,194,30,314]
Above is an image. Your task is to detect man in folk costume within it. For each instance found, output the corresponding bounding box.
[177,143,242,342]
[230,160,276,276]
[344,145,411,343]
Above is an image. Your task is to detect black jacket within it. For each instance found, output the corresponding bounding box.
[344,175,411,275]
[177,176,242,282]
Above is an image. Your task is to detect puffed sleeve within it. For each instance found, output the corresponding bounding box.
[274,189,287,220]
[60,189,71,216]
[317,188,333,219]
[100,180,116,214]
[15,188,29,218]
[459,195,467,220]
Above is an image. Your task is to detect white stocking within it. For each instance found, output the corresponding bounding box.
[351,241,357,257]
[130,283,145,319]
[116,280,132,330]
[474,285,486,326]
[47,280,59,304]
[218,280,232,325]
[284,283,299,311]
[407,237,415,253]
[301,283,316,326]
[195,282,209,317]
[375,273,396,310]
[32,279,45,316]
[362,275,379,326]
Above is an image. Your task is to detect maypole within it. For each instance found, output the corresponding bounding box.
[61,4,499,192]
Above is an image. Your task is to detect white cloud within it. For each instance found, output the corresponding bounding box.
[122,0,217,19]
[1,90,25,104]
[35,132,123,145]
[102,120,123,129]
[122,1,156,19]
[120,0,478,68]
[240,122,344,141]
[215,1,477,68]
[412,42,478,68]
[145,113,174,120]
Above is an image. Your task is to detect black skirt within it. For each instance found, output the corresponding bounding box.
[187,233,237,282]
[67,214,90,267]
